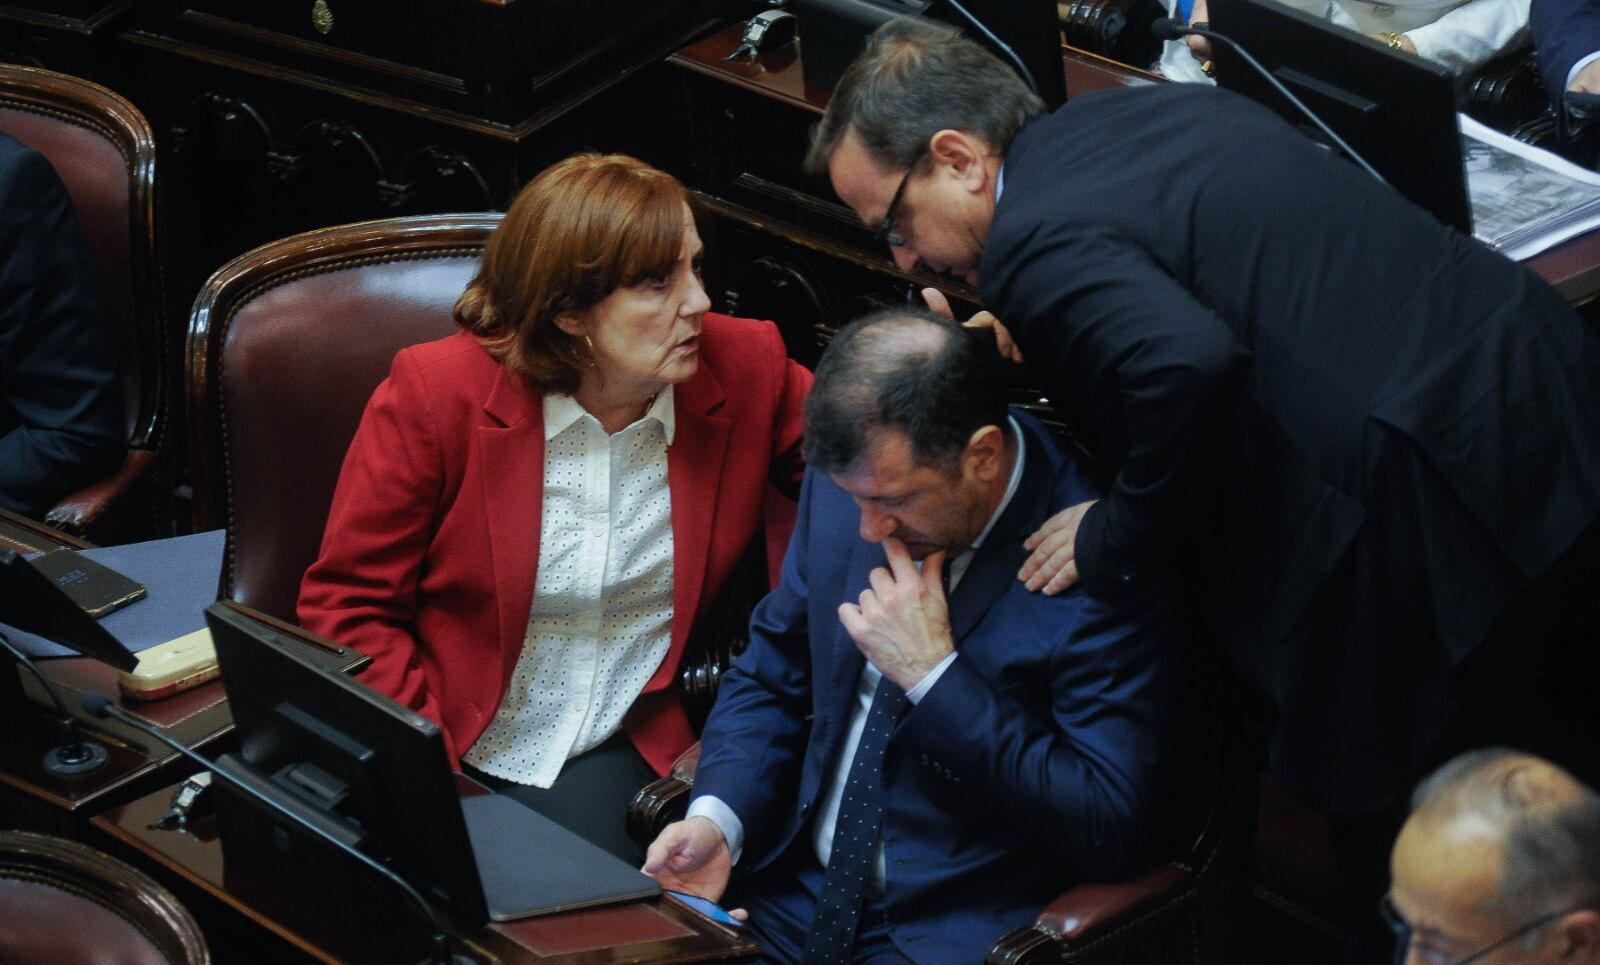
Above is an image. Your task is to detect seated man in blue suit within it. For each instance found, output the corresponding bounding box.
[643,308,1175,963]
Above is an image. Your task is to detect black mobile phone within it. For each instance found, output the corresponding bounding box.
[665,890,745,929]
[28,548,148,619]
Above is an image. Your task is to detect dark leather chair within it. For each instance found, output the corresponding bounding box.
[186,214,496,621]
[0,65,165,542]
[0,829,209,965]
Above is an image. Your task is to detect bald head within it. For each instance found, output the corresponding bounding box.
[1391,750,1600,962]
[803,307,1009,476]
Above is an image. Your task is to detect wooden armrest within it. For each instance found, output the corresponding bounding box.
[44,449,154,539]
[627,741,702,845]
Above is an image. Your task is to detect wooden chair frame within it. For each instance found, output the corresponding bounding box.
[0,829,209,964]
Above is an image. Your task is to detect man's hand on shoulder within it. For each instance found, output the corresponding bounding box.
[840,538,955,690]
[1019,499,1097,595]
[642,816,745,919]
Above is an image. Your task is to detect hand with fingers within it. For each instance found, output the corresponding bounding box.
[1018,499,1098,595]
[838,538,955,690]
[920,288,1025,364]
[642,816,749,921]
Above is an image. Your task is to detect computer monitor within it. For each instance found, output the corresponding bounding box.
[798,0,1068,109]
[1209,0,1470,233]
[205,600,491,926]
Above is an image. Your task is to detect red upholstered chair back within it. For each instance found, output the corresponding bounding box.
[0,830,209,965]
[187,215,498,620]
[0,66,164,538]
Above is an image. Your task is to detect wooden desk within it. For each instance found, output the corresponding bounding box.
[0,510,364,829]
[95,780,758,964]
[669,24,1600,317]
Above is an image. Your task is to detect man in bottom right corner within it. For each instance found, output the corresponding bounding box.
[1388,748,1600,964]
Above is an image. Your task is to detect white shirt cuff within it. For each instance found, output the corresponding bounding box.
[905,652,959,704]
[1568,51,1600,93]
[686,794,744,864]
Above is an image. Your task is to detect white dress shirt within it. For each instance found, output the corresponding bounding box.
[462,391,676,787]
[690,418,1027,890]
[1157,0,1528,79]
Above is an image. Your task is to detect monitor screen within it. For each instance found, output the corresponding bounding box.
[1209,0,1470,233]
[798,0,1068,109]
[205,601,489,926]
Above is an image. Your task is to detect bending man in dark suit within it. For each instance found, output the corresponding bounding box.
[0,132,122,516]
[812,16,1600,956]
[643,309,1174,963]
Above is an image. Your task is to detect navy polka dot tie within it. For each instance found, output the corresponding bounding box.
[802,675,907,963]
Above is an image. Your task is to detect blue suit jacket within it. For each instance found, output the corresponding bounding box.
[691,412,1175,963]
[1532,0,1600,108]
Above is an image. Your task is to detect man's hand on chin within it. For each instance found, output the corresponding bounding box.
[642,817,749,921]
[839,537,955,690]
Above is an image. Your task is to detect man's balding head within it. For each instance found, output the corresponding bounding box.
[803,308,1009,477]
[1390,749,1600,963]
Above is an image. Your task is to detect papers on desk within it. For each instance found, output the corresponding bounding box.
[1461,114,1600,261]
[1,529,225,660]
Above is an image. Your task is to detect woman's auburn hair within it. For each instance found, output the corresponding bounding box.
[454,153,692,395]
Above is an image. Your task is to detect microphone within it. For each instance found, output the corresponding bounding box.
[0,629,110,777]
[81,691,472,965]
[1150,17,1386,183]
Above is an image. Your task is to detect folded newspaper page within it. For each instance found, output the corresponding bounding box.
[1460,114,1600,261]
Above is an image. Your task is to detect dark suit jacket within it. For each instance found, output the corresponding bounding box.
[981,83,1600,807]
[298,317,811,775]
[691,413,1174,964]
[1532,0,1600,107]
[0,133,123,515]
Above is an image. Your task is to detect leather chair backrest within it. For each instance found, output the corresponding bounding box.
[0,830,208,965]
[188,215,498,620]
[0,66,159,446]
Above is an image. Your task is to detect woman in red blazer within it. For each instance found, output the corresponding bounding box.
[298,154,810,860]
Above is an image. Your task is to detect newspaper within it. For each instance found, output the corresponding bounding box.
[1461,114,1600,261]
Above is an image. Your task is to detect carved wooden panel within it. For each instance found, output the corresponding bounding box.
[118,8,711,366]
[131,0,712,124]
[0,1,133,81]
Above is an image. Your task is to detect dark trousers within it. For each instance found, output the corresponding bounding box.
[727,844,912,964]
[464,730,656,865]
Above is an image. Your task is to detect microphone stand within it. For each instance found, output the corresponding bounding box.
[81,691,473,965]
[1153,17,1387,183]
[942,0,1042,98]
[0,629,110,776]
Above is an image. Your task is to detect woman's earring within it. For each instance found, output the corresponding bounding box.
[583,333,596,367]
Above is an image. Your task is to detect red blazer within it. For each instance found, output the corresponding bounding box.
[298,315,811,776]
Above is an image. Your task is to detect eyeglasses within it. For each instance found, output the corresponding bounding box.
[1381,893,1583,965]
[871,152,925,250]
